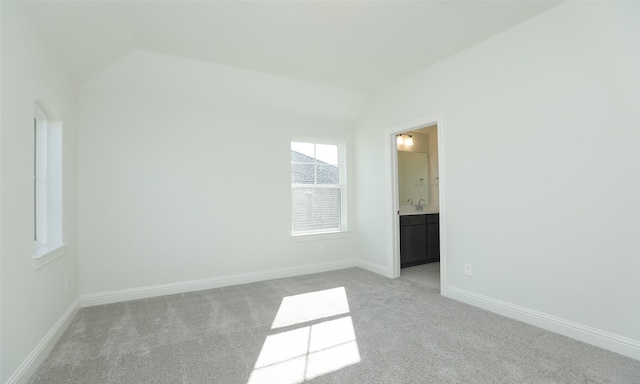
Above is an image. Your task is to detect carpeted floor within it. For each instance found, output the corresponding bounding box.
[29,268,640,383]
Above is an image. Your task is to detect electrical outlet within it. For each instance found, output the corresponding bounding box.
[464,264,473,276]
[65,277,70,292]
[322,245,328,253]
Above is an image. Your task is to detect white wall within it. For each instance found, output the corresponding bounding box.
[78,54,361,298]
[1,3,79,382]
[83,49,367,122]
[355,0,640,348]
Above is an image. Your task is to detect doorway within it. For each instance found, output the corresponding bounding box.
[384,114,447,295]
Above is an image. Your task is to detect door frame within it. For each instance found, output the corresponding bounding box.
[383,113,447,295]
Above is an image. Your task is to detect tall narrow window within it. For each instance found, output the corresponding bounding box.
[34,105,49,247]
[34,117,37,241]
[33,101,65,268]
[291,141,346,235]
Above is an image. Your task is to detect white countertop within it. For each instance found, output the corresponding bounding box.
[399,205,439,216]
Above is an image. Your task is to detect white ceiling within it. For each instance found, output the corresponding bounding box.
[18,0,562,93]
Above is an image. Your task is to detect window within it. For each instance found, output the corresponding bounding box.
[291,141,346,235]
[33,102,65,269]
[34,108,47,246]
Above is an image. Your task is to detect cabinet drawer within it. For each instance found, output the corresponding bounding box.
[426,213,439,224]
[400,214,426,226]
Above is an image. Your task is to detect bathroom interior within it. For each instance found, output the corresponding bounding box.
[397,124,440,290]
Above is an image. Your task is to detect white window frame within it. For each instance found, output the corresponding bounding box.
[291,139,348,237]
[33,102,66,269]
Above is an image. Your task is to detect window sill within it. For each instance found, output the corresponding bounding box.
[33,242,67,270]
[291,231,350,242]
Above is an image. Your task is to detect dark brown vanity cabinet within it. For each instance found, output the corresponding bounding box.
[400,213,439,268]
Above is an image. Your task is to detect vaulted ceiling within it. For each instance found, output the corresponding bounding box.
[18,1,561,93]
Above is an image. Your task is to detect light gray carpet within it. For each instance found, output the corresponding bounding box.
[29,268,640,383]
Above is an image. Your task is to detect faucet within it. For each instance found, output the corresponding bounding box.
[407,199,413,205]
[416,199,426,212]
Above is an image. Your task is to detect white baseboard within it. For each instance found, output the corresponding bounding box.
[6,298,80,384]
[80,259,359,307]
[356,259,389,277]
[446,286,640,361]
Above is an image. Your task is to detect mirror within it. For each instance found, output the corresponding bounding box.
[398,151,428,206]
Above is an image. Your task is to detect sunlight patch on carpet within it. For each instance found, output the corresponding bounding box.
[271,287,350,329]
[250,287,360,384]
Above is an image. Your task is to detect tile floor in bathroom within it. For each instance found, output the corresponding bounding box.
[400,262,440,290]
